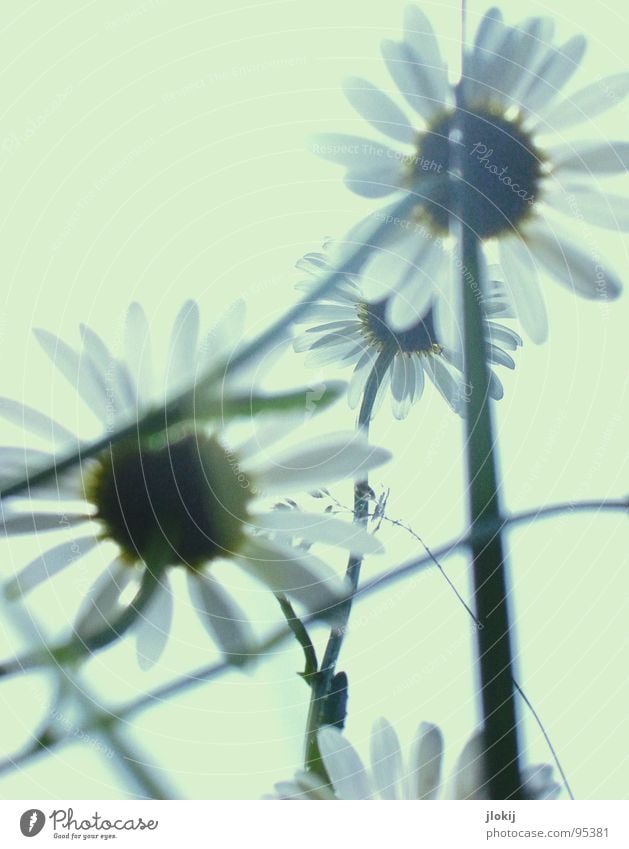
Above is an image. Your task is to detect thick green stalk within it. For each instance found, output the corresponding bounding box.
[462,243,522,796]
[304,346,394,778]
[455,87,522,796]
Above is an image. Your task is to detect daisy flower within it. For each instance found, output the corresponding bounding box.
[0,301,390,669]
[312,6,626,344]
[293,250,521,419]
[268,718,562,800]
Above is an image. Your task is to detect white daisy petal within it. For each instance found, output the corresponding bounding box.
[295,252,329,274]
[0,447,52,474]
[74,560,136,639]
[302,320,357,338]
[79,324,134,416]
[526,224,623,300]
[476,20,547,109]
[167,300,200,390]
[408,722,444,800]
[535,72,629,133]
[270,717,560,801]
[187,571,255,664]
[344,172,402,199]
[499,238,549,344]
[253,510,383,554]
[485,324,522,350]
[33,329,109,421]
[371,364,392,417]
[403,6,443,73]
[385,243,442,332]
[238,537,348,616]
[253,434,390,493]
[508,18,555,104]
[551,141,629,175]
[487,343,515,369]
[343,77,417,145]
[0,510,90,536]
[487,370,504,400]
[547,185,629,232]
[124,302,154,405]
[381,39,442,122]
[290,770,336,800]
[199,298,246,368]
[390,356,413,420]
[135,576,174,670]
[474,7,504,53]
[347,349,378,409]
[297,304,357,324]
[452,731,488,800]
[305,339,365,369]
[424,357,462,413]
[370,717,403,799]
[0,398,76,447]
[318,726,372,800]
[465,8,505,102]
[237,413,306,462]
[412,357,425,403]
[522,764,562,800]
[4,535,98,598]
[520,34,587,115]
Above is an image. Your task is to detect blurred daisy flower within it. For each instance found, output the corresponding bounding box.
[293,250,521,419]
[0,301,389,668]
[268,718,562,800]
[312,6,625,344]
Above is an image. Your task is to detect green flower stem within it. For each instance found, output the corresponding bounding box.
[0,494,625,778]
[454,75,521,797]
[274,593,318,680]
[59,671,175,800]
[104,727,175,800]
[1,496,625,685]
[0,601,174,800]
[303,346,394,778]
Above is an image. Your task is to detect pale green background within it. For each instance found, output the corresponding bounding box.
[0,0,627,800]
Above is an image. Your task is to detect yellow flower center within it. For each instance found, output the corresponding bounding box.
[85,429,252,567]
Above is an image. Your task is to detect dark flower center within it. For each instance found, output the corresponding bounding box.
[86,430,251,567]
[409,109,543,238]
[357,299,441,354]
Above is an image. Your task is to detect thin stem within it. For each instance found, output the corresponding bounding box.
[274,593,318,680]
[0,495,625,777]
[0,564,163,676]
[303,346,394,777]
[379,511,574,799]
[1,497,624,684]
[454,76,521,797]
[105,727,175,800]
